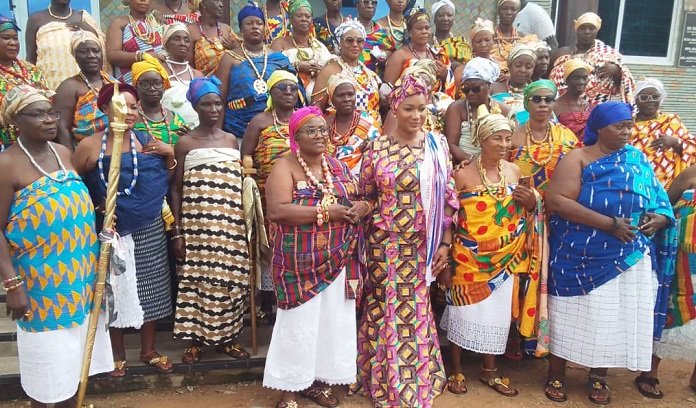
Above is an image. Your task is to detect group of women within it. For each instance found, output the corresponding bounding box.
[1,1,696,408]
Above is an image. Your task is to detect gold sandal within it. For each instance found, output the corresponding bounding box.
[479,367,519,397]
[217,343,251,360]
[141,352,174,373]
[111,360,127,377]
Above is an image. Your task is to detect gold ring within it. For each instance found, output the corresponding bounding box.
[23,311,31,317]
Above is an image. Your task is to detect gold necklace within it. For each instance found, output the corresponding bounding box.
[524,122,554,167]
[387,15,405,43]
[48,5,72,20]
[476,157,507,201]
[241,44,269,94]
[291,34,315,61]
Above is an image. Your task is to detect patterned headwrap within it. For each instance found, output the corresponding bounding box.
[472,104,512,146]
[238,1,265,27]
[97,82,139,113]
[636,78,667,103]
[288,0,312,16]
[163,22,189,45]
[562,58,593,81]
[523,79,557,110]
[388,75,428,111]
[265,70,299,111]
[334,18,366,40]
[462,57,500,83]
[186,76,222,107]
[471,18,495,39]
[288,106,324,153]
[406,8,430,31]
[583,101,632,146]
[431,0,455,18]
[132,53,171,89]
[507,42,536,65]
[327,73,356,100]
[0,86,54,127]
[401,59,437,90]
[70,30,101,57]
[498,0,521,6]
[0,15,19,32]
[574,12,602,31]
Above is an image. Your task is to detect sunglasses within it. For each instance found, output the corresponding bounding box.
[637,94,661,103]
[462,85,482,94]
[343,36,365,46]
[273,83,299,93]
[361,0,378,5]
[529,95,556,104]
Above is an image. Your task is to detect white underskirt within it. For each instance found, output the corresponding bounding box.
[654,319,696,363]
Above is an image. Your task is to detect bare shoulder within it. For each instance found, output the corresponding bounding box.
[109,15,128,28]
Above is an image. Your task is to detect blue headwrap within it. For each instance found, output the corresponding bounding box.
[583,101,633,146]
[0,14,20,32]
[238,1,265,27]
[186,76,222,107]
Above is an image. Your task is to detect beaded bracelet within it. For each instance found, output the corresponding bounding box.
[316,204,324,226]
[2,276,22,288]
[5,281,23,292]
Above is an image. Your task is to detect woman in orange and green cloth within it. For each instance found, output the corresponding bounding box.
[431,0,471,70]
[189,0,238,76]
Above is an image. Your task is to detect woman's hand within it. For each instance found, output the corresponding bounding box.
[221,33,240,50]
[650,134,681,152]
[639,213,669,236]
[143,139,175,159]
[597,62,621,82]
[172,236,186,262]
[434,60,448,82]
[432,246,450,278]
[608,217,638,243]
[348,201,371,223]
[512,185,536,211]
[5,287,29,322]
[327,204,353,223]
[147,51,167,63]
[436,266,452,289]
[297,61,321,76]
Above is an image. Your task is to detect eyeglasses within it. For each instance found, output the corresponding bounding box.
[137,80,164,90]
[273,83,299,93]
[361,0,378,5]
[18,110,61,121]
[637,94,661,103]
[299,127,329,138]
[529,95,556,104]
[462,86,482,94]
[343,36,365,46]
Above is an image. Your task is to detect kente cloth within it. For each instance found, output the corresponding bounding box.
[194,36,225,76]
[223,51,293,138]
[84,130,169,236]
[265,1,289,44]
[336,60,381,127]
[18,312,112,404]
[131,216,173,322]
[173,148,251,346]
[631,113,696,187]
[436,36,472,65]
[492,91,529,124]
[270,156,363,309]
[72,71,114,142]
[401,49,456,98]
[4,171,98,332]
[490,28,538,77]
[548,145,677,340]
[162,11,200,24]
[282,39,332,97]
[665,190,696,328]
[35,14,103,90]
[242,175,269,290]
[513,2,556,40]
[313,15,346,54]
[162,79,199,128]
[114,20,164,84]
[253,123,290,200]
[549,40,636,106]
[359,22,393,75]
[326,110,379,175]
[263,268,357,391]
[557,110,590,143]
[0,59,49,151]
[509,124,578,193]
[133,111,187,145]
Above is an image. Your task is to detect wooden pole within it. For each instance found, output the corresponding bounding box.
[76,84,129,408]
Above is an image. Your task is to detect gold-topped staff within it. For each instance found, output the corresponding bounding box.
[76,84,129,408]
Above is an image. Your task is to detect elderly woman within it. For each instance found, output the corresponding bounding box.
[262,106,369,408]
[0,16,49,151]
[55,30,114,148]
[313,19,382,126]
[554,58,591,142]
[189,0,236,76]
[441,104,539,397]
[532,41,551,80]
[171,76,251,364]
[161,23,203,128]
[271,0,332,98]
[325,74,380,174]
[355,75,456,406]
[492,0,537,77]
[73,82,176,376]
[550,12,635,106]
[431,0,471,68]
[491,42,535,124]
[631,78,696,188]
[544,102,675,404]
[313,0,345,54]
[0,85,112,407]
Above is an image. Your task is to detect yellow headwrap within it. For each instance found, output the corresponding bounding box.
[0,85,55,127]
[327,73,356,100]
[132,53,171,89]
[472,104,512,146]
[563,58,593,81]
[574,12,602,31]
[265,70,299,111]
[471,18,495,39]
[163,22,189,45]
[507,43,536,65]
[70,30,101,57]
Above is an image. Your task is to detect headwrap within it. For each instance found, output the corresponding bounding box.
[288,106,324,153]
[265,70,299,111]
[190,0,201,11]
[574,12,602,31]
[507,43,536,65]
[406,8,430,31]
[498,0,521,7]
[0,85,54,127]
[523,79,557,110]
[163,22,189,45]
[131,53,171,89]
[531,40,551,53]
[288,0,312,16]
[562,58,593,81]
[97,82,139,113]
[402,59,437,89]
[636,78,667,103]
[334,18,366,41]
[70,30,101,57]
[0,15,19,32]
[471,18,495,39]
[388,75,428,111]
[238,1,265,27]
[431,0,455,18]
[472,104,512,146]
[583,101,632,146]
[186,76,222,107]
[327,73,356,100]
[462,57,500,83]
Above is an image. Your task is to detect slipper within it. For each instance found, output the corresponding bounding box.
[110,360,127,377]
[141,352,174,374]
[447,373,468,394]
[181,346,202,364]
[588,377,611,405]
[479,376,519,397]
[300,386,339,408]
[634,376,664,399]
[545,379,567,403]
[216,344,251,360]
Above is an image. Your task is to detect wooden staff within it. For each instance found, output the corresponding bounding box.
[76,84,129,408]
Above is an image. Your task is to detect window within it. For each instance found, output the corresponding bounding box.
[597,0,680,65]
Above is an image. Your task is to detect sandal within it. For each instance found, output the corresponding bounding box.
[257,310,275,326]
[141,351,174,374]
[275,401,299,408]
[545,379,568,402]
[634,375,664,399]
[479,367,518,397]
[216,343,251,360]
[447,373,468,394]
[300,386,339,408]
[588,376,611,405]
[181,346,202,364]
[110,360,127,377]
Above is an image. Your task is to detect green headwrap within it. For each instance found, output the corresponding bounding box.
[523,79,557,110]
[288,0,312,16]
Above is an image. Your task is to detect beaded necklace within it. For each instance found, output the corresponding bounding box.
[128,13,160,45]
[48,5,73,20]
[330,111,360,146]
[387,14,405,44]
[137,103,173,145]
[272,110,290,145]
[476,156,507,201]
[17,138,67,182]
[524,122,554,167]
[241,44,269,94]
[79,71,106,96]
[165,59,193,84]
[98,128,139,196]
[198,21,223,51]
[297,152,334,199]
[0,60,32,85]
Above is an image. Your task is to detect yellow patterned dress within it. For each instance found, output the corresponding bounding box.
[436,36,472,65]
[252,123,290,201]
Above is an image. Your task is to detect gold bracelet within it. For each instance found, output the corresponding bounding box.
[167,159,178,170]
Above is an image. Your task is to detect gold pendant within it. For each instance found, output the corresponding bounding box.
[253,79,268,94]
[214,41,223,51]
[321,195,336,207]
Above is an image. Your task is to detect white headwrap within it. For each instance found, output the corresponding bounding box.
[163,22,189,45]
[431,0,455,18]
[335,18,367,40]
[462,57,500,83]
[636,78,667,102]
